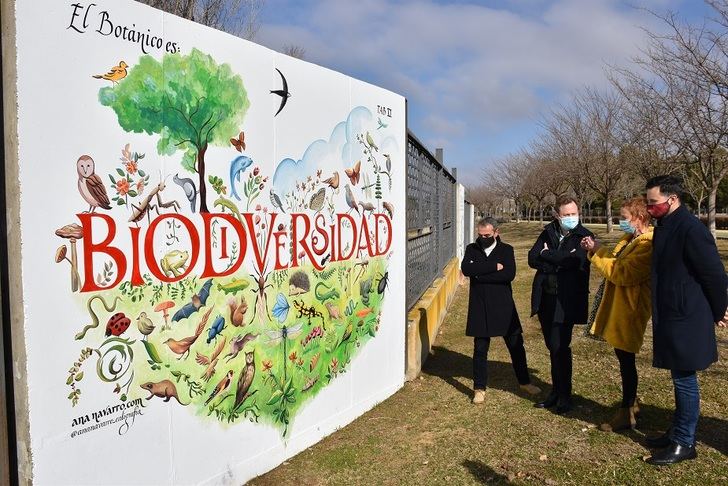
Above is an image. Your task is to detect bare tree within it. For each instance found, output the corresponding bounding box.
[139,0,265,40]
[611,4,728,236]
[283,44,306,59]
[540,90,627,232]
[485,154,528,222]
[539,107,590,212]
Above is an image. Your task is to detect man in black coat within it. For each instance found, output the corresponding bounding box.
[528,196,593,414]
[644,175,728,465]
[461,217,541,404]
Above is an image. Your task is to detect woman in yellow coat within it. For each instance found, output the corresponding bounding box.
[581,197,653,432]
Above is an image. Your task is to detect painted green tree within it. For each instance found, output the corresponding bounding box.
[99,49,250,213]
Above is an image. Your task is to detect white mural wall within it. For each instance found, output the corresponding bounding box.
[12,1,406,483]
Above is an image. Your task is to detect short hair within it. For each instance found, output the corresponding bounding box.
[645,175,683,199]
[556,195,579,210]
[621,197,650,225]
[477,217,499,230]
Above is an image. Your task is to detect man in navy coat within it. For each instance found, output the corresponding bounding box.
[644,175,728,465]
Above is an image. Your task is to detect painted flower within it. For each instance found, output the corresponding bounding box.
[316,169,322,178]
[263,207,268,214]
[115,179,130,196]
[253,167,260,176]
[125,161,138,174]
[262,360,273,372]
[297,358,304,367]
[255,204,261,212]
[254,215,261,225]
[289,351,298,362]
[307,176,312,182]
[136,179,146,194]
[331,358,338,370]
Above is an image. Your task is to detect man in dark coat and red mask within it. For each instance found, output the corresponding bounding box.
[461,217,541,404]
[644,175,728,465]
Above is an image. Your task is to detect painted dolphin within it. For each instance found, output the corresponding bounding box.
[229,155,254,201]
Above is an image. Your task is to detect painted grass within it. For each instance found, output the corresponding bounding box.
[250,223,728,485]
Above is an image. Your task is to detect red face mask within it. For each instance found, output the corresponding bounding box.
[647,200,671,219]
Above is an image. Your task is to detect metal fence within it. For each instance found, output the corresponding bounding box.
[406,131,457,309]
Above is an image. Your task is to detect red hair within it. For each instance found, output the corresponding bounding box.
[621,197,650,224]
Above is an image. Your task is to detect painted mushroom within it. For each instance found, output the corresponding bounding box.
[55,223,84,292]
[154,301,175,330]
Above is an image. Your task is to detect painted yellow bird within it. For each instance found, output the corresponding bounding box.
[93,61,128,85]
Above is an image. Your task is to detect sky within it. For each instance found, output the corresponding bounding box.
[255,0,714,184]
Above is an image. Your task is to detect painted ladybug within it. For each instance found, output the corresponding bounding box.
[105,312,131,337]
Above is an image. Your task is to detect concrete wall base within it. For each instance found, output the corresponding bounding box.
[405,258,461,380]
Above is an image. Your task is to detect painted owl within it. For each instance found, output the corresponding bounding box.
[76,155,111,212]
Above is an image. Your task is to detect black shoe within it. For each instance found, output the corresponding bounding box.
[554,399,573,415]
[646,442,697,466]
[534,394,558,409]
[646,433,671,448]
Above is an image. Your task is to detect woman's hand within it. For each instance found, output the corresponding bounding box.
[581,236,601,253]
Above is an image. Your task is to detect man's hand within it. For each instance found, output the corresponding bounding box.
[717,309,728,328]
[496,263,504,271]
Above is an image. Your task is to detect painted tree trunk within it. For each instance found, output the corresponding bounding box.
[198,143,209,213]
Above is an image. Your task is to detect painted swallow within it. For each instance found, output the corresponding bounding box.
[270,68,291,117]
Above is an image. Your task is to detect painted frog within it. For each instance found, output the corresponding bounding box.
[160,250,189,277]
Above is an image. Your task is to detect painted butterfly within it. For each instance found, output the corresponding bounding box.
[230,131,246,152]
[344,160,361,185]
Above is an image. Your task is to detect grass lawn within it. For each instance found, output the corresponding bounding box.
[251,223,728,485]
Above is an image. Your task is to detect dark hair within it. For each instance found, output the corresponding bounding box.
[645,175,683,199]
[555,195,579,210]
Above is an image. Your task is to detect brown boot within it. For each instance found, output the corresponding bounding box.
[632,398,641,418]
[599,407,636,432]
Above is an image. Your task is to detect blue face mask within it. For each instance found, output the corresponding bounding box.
[559,215,579,231]
[619,219,636,234]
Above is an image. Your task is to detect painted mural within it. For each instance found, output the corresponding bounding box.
[14,1,405,483]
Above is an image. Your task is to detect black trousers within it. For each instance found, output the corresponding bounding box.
[538,297,574,400]
[615,348,637,408]
[473,331,530,390]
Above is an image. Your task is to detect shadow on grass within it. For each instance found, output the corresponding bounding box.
[422,344,552,405]
[423,345,728,456]
[462,460,510,484]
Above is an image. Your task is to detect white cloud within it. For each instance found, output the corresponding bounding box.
[257,0,682,176]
